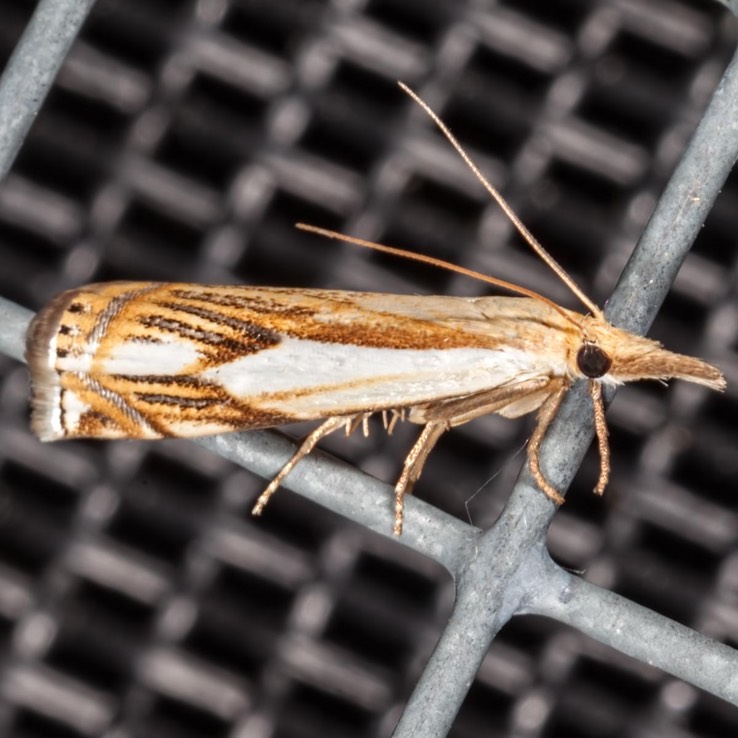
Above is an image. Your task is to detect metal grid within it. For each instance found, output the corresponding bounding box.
[0,1,737,737]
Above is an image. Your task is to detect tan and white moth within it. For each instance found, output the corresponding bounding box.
[25,84,725,535]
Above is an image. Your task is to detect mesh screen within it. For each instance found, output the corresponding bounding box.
[1,1,737,736]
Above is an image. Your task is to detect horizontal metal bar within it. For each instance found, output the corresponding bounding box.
[526,551,738,705]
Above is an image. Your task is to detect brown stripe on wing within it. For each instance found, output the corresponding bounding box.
[110,373,300,434]
[146,300,281,361]
[136,313,279,365]
[80,286,282,367]
[98,370,425,438]
[168,287,317,316]
[87,284,160,347]
[155,285,512,351]
[59,371,299,439]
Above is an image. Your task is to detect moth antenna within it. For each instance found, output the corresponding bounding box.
[397,81,604,320]
[295,223,582,327]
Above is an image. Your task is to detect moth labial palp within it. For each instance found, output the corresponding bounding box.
[24,84,726,536]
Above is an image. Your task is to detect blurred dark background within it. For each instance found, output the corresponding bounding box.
[0,1,737,736]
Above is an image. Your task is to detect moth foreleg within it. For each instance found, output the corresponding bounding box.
[589,380,610,495]
[527,378,569,504]
[251,415,353,517]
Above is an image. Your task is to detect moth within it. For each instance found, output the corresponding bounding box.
[25,84,725,535]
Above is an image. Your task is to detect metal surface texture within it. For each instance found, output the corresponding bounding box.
[1,1,737,737]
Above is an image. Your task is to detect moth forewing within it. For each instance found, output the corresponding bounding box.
[25,283,576,441]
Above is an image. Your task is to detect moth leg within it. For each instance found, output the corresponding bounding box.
[251,415,352,517]
[589,381,610,495]
[393,421,448,536]
[409,376,552,425]
[527,378,569,504]
[432,378,571,504]
[392,378,559,532]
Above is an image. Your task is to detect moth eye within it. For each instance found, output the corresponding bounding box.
[577,343,612,378]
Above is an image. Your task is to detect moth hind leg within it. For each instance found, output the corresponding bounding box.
[251,415,356,517]
[393,422,448,536]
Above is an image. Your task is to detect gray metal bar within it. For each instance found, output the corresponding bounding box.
[0,296,32,363]
[606,38,738,334]
[197,432,479,574]
[389,489,552,736]
[0,0,97,182]
[715,0,738,15]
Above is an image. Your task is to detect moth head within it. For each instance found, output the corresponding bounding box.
[576,317,725,391]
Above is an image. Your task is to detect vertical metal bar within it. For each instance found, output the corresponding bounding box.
[0,0,98,182]
[605,43,738,333]
[390,501,551,737]
[391,39,738,738]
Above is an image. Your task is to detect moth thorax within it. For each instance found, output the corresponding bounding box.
[577,343,612,378]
